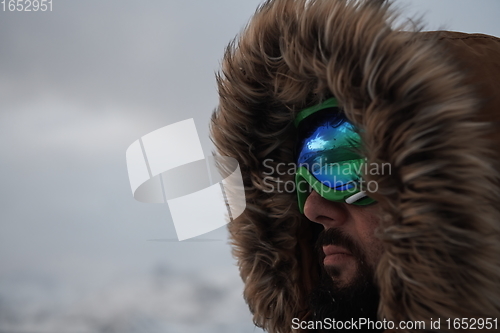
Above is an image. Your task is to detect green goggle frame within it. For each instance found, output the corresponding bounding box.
[294,98,376,213]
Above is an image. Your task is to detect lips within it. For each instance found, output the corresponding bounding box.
[322,245,352,266]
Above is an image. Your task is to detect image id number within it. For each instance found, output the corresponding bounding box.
[2,0,52,11]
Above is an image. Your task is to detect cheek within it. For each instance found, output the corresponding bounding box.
[365,233,385,268]
[356,208,384,266]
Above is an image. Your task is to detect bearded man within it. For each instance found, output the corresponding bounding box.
[210,0,500,332]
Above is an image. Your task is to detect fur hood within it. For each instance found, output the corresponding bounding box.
[210,0,500,332]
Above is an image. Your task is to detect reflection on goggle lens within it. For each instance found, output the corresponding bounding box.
[294,98,375,213]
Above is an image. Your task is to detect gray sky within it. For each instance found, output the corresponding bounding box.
[0,0,499,332]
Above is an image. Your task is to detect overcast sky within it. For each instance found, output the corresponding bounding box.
[0,1,499,332]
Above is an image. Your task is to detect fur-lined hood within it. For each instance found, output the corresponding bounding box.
[210,0,500,332]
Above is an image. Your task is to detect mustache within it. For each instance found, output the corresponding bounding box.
[315,228,363,260]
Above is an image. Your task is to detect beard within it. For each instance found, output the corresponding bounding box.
[309,228,381,332]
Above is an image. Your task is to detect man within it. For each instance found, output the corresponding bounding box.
[211,0,500,332]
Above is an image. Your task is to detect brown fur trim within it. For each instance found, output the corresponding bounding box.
[210,0,500,332]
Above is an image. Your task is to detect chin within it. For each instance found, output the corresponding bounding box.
[309,260,381,329]
[324,264,359,289]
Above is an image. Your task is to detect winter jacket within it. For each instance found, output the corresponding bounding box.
[210,0,500,332]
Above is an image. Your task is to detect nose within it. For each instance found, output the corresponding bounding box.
[303,190,349,228]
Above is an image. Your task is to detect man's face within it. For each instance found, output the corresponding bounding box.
[303,190,384,288]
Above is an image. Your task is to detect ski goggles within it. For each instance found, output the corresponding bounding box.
[295,98,375,213]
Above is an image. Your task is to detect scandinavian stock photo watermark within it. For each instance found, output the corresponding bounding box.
[261,158,392,194]
[126,119,246,241]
